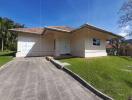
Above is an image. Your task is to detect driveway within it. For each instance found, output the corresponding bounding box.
[0,57,101,100]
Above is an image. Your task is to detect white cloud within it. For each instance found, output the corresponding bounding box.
[119,25,132,39]
[119,25,130,36]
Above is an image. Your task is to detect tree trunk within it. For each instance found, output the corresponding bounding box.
[1,38,3,51]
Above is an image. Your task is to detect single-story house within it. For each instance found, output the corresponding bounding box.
[10,24,122,57]
[120,39,132,56]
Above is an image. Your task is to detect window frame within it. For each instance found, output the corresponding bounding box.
[93,38,100,46]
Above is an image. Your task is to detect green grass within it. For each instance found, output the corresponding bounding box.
[0,51,14,67]
[0,51,16,56]
[0,56,13,66]
[60,56,132,100]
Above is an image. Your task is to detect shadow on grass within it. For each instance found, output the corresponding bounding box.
[0,51,16,57]
[124,80,132,88]
[54,56,76,60]
[119,56,132,61]
[54,55,78,60]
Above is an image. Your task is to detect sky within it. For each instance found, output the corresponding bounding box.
[0,0,128,37]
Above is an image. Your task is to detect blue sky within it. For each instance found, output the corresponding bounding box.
[0,0,125,35]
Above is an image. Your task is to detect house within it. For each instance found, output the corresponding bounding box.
[106,39,132,56]
[9,24,122,57]
[120,39,132,56]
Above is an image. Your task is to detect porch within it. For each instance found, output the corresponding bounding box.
[44,30,71,57]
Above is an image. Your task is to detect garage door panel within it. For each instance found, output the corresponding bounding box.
[17,34,54,57]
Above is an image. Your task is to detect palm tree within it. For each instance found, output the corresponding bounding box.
[0,17,6,51]
[0,17,24,51]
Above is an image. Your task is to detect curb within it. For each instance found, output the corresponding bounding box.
[46,56,64,69]
[46,56,113,100]
[63,67,113,100]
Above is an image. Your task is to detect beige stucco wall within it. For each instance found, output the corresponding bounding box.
[53,31,71,56]
[71,30,85,57]
[85,27,118,57]
[84,27,107,57]
[71,27,116,57]
[16,27,118,58]
[16,32,54,57]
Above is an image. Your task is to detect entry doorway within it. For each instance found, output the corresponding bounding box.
[59,38,70,55]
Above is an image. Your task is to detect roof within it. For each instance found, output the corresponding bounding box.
[9,24,122,38]
[9,28,44,35]
[72,24,123,38]
[106,44,113,48]
[46,26,74,32]
[9,26,74,34]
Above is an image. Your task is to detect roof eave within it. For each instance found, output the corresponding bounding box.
[71,24,123,38]
[8,29,42,35]
[44,27,71,33]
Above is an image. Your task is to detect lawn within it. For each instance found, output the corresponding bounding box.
[60,56,132,100]
[0,51,15,67]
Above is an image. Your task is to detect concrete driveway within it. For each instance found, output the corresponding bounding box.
[0,57,101,100]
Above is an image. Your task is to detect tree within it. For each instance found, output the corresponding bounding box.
[107,38,124,56]
[0,17,6,51]
[119,0,132,36]
[0,17,24,51]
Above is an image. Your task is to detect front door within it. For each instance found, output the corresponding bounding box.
[59,38,70,55]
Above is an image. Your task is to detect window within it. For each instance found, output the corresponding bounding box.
[93,38,100,46]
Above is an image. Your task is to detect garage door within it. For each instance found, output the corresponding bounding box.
[20,39,36,56]
[17,36,41,57]
[16,34,55,57]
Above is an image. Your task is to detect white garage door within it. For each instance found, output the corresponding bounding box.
[20,39,36,56]
[17,35,41,57]
[16,34,54,57]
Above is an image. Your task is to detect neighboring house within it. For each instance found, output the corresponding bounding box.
[10,24,122,57]
[120,39,132,56]
[106,39,132,56]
